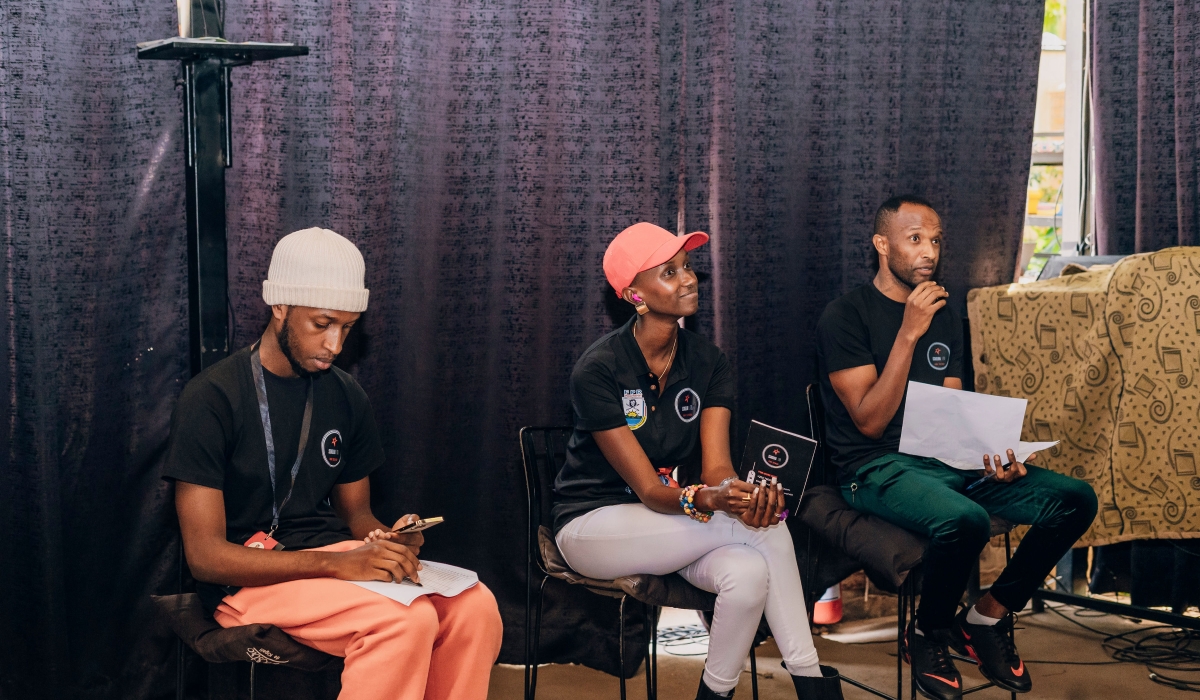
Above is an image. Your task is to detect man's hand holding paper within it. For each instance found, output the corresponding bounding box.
[898,381,1058,475]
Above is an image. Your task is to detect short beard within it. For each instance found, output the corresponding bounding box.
[887,257,937,291]
[277,315,312,377]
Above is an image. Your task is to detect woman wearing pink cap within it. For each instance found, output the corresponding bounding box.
[552,223,843,700]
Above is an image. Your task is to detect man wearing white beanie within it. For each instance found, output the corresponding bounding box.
[164,228,503,700]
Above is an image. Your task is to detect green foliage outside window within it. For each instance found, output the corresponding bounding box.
[1044,0,1066,40]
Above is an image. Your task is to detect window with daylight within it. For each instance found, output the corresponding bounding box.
[1018,0,1090,282]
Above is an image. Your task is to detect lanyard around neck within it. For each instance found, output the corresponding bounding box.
[250,343,314,536]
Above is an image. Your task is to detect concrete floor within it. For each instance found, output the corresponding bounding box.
[490,604,1186,699]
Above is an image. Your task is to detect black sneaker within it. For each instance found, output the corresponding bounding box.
[952,608,1032,693]
[904,622,963,700]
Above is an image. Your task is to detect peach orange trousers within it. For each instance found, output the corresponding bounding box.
[214,540,503,700]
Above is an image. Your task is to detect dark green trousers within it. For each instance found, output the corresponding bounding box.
[842,453,1098,631]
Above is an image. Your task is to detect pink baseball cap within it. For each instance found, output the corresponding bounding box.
[603,222,709,296]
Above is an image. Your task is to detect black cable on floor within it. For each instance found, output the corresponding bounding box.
[1040,602,1200,692]
[656,624,710,657]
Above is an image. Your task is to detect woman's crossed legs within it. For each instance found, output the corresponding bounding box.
[556,504,819,694]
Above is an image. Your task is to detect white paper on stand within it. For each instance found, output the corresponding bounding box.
[898,382,1058,470]
[347,560,479,606]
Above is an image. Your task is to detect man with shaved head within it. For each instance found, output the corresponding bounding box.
[814,196,1097,700]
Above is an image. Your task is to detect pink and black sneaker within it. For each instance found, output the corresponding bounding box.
[951,608,1032,693]
[904,621,963,700]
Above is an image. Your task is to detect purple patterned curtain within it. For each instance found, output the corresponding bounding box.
[664,0,1042,438]
[222,0,668,681]
[1,2,190,699]
[1093,0,1200,254]
[2,0,1041,697]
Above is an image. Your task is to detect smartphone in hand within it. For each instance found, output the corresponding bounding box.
[392,516,444,534]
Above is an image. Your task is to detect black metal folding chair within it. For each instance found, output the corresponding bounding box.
[154,591,340,700]
[157,519,339,700]
[520,426,760,700]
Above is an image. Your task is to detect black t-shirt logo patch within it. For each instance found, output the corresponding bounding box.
[322,429,343,468]
[675,388,700,422]
[927,342,950,371]
[763,444,789,468]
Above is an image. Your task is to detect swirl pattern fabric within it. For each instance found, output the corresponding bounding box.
[969,249,1200,547]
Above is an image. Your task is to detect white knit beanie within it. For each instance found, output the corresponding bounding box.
[262,227,369,312]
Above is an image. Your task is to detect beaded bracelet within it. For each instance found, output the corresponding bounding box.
[680,484,714,523]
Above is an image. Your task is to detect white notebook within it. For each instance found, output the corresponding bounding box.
[348,561,479,606]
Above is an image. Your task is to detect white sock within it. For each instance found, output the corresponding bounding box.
[914,626,925,636]
[966,606,1002,626]
[790,661,823,678]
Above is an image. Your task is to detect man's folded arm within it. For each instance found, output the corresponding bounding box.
[829,359,906,440]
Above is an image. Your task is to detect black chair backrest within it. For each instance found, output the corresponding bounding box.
[519,426,573,570]
[805,384,837,488]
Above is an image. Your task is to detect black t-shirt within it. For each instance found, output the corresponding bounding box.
[163,345,386,609]
[551,317,737,533]
[816,283,963,482]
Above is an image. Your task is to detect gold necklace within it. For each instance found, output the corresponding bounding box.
[634,323,678,381]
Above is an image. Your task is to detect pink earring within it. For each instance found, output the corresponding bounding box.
[631,293,649,316]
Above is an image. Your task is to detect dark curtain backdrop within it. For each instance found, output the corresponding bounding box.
[1,0,1040,698]
[663,0,1042,439]
[1093,0,1200,254]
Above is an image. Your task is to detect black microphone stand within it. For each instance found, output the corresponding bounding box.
[138,0,308,376]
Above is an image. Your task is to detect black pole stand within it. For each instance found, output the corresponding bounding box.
[138,6,307,698]
[137,1,307,376]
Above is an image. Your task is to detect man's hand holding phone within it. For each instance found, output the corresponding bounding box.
[363,514,427,548]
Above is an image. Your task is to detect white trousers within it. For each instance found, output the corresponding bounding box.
[556,504,819,693]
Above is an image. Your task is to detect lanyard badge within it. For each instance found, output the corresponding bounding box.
[249,343,314,546]
[245,530,284,550]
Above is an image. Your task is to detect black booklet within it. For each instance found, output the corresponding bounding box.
[737,420,819,512]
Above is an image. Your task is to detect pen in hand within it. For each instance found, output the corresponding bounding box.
[968,460,1013,492]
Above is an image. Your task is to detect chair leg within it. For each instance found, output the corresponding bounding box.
[643,602,652,700]
[1005,533,1016,700]
[176,535,186,700]
[909,582,918,700]
[654,605,660,700]
[652,606,659,700]
[750,646,759,700]
[803,530,823,627]
[525,573,531,700]
[618,595,627,700]
[530,576,549,700]
[897,578,906,700]
[176,639,185,700]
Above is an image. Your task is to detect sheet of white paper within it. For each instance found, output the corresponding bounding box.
[347,560,479,606]
[898,382,1059,470]
[1016,441,1059,463]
